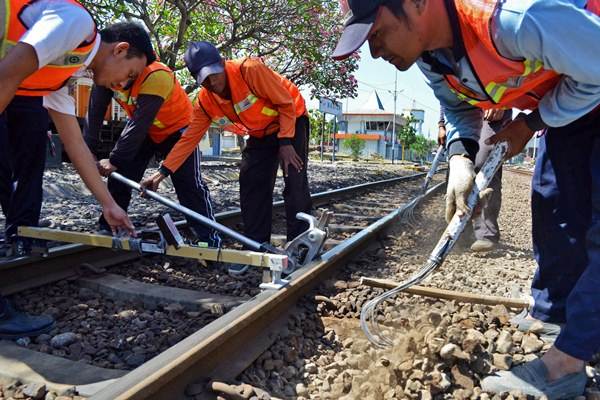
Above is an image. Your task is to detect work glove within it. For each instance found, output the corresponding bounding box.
[445,155,476,223]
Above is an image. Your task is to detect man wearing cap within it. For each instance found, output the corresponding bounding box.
[141,42,312,276]
[0,3,153,338]
[332,0,600,398]
[84,59,221,247]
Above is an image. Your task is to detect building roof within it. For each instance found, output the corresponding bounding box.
[344,91,394,116]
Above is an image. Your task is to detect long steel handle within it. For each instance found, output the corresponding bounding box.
[429,141,508,262]
[110,172,268,252]
[422,145,446,192]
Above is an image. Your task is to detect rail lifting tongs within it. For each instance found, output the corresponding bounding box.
[18,173,329,290]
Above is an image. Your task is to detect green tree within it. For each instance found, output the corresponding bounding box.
[343,135,365,161]
[307,109,336,145]
[82,0,358,99]
[410,134,436,161]
[397,114,417,160]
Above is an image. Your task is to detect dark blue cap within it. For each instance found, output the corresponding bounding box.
[332,0,385,60]
[184,41,225,85]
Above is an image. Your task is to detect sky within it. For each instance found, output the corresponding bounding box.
[303,43,442,140]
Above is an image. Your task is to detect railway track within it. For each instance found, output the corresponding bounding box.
[504,166,534,177]
[0,170,445,400]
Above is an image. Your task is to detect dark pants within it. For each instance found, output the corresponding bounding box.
[239,115,312,243]
[0,96,49,240]
[472,115,510,242]
[100,130,221,247]
[530,110,600,361]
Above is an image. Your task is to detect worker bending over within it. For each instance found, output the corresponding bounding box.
[142,41,312,275]
[0,0,153,338]
[333,0,600,398]
[85,60,221,247]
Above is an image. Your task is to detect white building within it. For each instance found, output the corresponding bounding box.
[335,91,405,159]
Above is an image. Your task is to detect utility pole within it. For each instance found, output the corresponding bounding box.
[391,70,398,164]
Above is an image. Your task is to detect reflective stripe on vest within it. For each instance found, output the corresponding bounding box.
[3,40,87,67]
[212,116,233,127]
[198,58,305,137]
[233,94,258,113]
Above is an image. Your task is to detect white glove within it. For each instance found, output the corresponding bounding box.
[445,155,475,223]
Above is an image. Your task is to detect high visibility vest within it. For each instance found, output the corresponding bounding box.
[197,58,306,137]
[445,0,600,110]
[113,62,192,143]
[0,0,98,96]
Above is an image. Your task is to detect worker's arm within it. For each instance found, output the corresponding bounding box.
[485,1,600,156]
[98,94,164,176]
[0,2,95,113]
[48,109,135,234]
[241,59,298,140]
[494,1,600,129]
[83,85,114,158]
[141,98,211,191]
[98,70,173,176]
[242,59,303,176]
[0,43,39,113]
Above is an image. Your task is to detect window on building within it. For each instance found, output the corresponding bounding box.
[365,121,389,131]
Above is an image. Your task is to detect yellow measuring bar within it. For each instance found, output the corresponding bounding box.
[18,226,287,271]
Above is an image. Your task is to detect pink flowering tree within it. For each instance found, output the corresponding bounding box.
[82,0,358,99]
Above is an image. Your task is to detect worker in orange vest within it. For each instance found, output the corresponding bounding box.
[333,0,600,397]
[142,41,312,276]
[84,61,221,246]
[0,0,154,338]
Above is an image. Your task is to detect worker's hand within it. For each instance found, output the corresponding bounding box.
[484,109,505,122]
[485,118,535,160]
[102,202,136,236]
[445,155,476,223]
[438,125,447,146]
[140,171,166,193]
[278,144,303,177]
[97,159,117,177]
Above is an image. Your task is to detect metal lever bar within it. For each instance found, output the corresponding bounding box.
[422,145,445,193]
[110,172,273,253]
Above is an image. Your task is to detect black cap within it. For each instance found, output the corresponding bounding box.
[184,41,225,85]
[332,0,385,60]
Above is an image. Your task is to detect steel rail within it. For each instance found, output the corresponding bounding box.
[0,172,427,295]
[90,181,446,400]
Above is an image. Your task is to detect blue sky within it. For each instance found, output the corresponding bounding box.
[303,43,442,140]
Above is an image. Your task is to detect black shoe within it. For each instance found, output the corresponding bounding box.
[10,238,32,257]
[0,297,55,339]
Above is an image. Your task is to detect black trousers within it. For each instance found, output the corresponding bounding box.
[239,115,312,243]
[0,96,49,240]
[100,130,221,247]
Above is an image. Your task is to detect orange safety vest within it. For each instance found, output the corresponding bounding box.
[445,0,600,110]
[197,58,306,137]
[0,0,98,96]
[113,61,193,143]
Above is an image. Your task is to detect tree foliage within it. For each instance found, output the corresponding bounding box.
[343,135,365,161]
[411,134,436,161]
[397,114,418,151]
[82,0,358,99]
